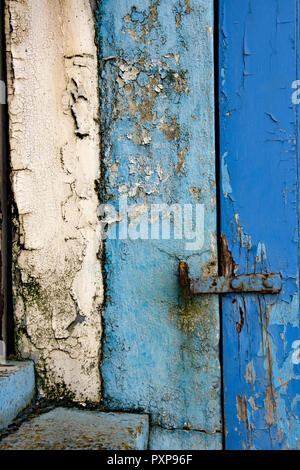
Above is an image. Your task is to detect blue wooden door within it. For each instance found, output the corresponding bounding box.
[220,0,300,449]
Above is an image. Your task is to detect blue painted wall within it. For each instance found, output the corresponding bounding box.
[0,362,35,431]
[96,0,222,449]
[220,0,300,449]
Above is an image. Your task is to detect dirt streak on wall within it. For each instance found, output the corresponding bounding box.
[5,0,103,403]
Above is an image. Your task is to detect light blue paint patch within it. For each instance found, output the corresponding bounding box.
[221,152,232,196]
[0,361,35,431]
[149,426,222,450]
[221,67,226,87]
[256,242,267,262]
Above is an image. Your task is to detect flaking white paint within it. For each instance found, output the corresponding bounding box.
[5,0,102,403]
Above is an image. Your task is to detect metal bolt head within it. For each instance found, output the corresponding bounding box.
[231,279,243,290]
[263,278,274,289]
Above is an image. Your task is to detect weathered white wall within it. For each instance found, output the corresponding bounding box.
[5,0,103,403]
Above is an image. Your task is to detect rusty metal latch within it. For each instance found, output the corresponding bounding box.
[179,262,282,295]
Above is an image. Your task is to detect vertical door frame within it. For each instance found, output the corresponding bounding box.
[0,0,13,359]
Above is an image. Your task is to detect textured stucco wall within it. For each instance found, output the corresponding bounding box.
[5,0,103,403]
[98,0,221,448]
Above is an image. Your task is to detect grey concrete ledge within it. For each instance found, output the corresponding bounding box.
[0,407,149,450]
[0,361,35,431]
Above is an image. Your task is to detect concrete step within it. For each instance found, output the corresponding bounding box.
[0,361,35,431]
[0,407,149,450]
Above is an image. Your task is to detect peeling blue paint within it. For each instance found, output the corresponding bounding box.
[220,0,300,450]
[96,0,221,449]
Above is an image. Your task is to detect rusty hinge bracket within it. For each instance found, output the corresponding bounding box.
[179,262,282,295]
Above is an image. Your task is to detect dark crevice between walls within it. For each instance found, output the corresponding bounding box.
[213,0,226,450]
[89,0,98,14]
[0,0,14,357]
[93,0,108,409]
